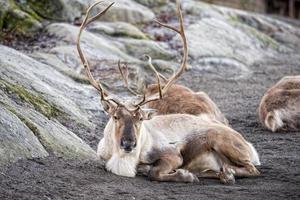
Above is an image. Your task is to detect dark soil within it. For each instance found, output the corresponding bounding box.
[0,50,299,200]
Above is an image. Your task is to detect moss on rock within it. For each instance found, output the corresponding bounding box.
[27,0,63,21]
[133,0,168,7]
[0,0,42,37]
[228,16,279,49]
[0,80,62,119]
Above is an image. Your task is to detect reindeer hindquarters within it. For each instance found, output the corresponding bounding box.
[180,130,260,183]
[179,134,232,184]
[147,147,199,183]
[207,130,260,176]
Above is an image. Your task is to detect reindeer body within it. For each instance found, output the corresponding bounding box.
[259,76,300,132]
[97,113,260,183]
[145,84,229,125]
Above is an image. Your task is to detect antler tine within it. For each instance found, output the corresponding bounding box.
[145,55,163,99]
[118,60,141,96]
[77,1,123,105]
[157,0,187,95]
[136,0,188,106]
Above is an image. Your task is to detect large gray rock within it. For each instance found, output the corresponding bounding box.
[97,0,155,24]
[0,45,99,164]
[88,21,147,39]
[0,0,42,36]
[46,23,137,62]
[0,106,48,165]
[133,0,169,7]
[184,18,267,65]
[27,0,95,22]
[117,38,176,60]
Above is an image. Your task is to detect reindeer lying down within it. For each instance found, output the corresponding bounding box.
[259,75,300,132]
[77,0,260,184]
[98,108,260,184]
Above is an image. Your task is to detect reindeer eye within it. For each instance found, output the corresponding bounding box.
[113,116,119,120]
[139,117,143,121]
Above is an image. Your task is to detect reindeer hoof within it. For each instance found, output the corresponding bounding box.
[218,166,236,185]
[247,165,261,176]
[250,167,261,176]
[177,169,199,183]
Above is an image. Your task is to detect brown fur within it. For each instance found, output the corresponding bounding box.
[180,127,258,174]
[136,123,260,184]
[146,84,229,125]
[259,76,300,132]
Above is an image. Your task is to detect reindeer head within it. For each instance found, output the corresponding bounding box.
[102,101,156,152]
[77,0,187,153]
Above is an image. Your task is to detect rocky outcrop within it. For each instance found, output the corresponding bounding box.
[97,0,155,24]
[88,21,147,39]
[0,106,48,165]
[0,0,42,36]
[0,45,98,164]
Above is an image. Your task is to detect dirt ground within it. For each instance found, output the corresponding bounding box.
[0,47,300,200]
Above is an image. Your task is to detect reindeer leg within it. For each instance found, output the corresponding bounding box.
[137,164,151,176]
[148,148,199,183]
[194,166,236,185]
[227,165,260,177]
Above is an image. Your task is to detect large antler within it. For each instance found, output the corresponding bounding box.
[76,1,123,105]
[135,0,188,106]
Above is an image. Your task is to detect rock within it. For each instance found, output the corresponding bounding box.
[97,0,155,24]
[192,57,251,80]
[0,106,48,165]
[46,23,137,62]
[0,0,42,36]
[181,0,296,53]
[118,38,175,60]
[184,18,258,64]
[27,0,95,22]
[30,52,89,83]
[0,45,101,163]
[88,21,147,39]
[133,0,169,7]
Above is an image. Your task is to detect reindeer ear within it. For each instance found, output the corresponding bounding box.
[142,108,157,120]
[101,101,117,115]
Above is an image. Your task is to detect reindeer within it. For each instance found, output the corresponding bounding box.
[77,0,260,184]
[259,75,300,132]
[118,57,229,125]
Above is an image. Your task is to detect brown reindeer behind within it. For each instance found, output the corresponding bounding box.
[259,75,300,132]
[145,84,229,125]
[77,0,260,184]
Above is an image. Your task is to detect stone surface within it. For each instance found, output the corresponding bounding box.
[118,38,176,60]
[46,23,137,62]
[27,0,95,22]
[0,45,98,163]
[97,0,155,24]
[88,21,147,39]
[0,0,42,36]
[133,0,169,7]
[0,106,48,165]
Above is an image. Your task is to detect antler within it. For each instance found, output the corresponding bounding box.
[135,0,188,106]
[118,60,141,96]
[76,1,123,106]
[77,0,188,110]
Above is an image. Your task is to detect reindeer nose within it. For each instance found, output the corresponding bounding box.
[120,139,136,152]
